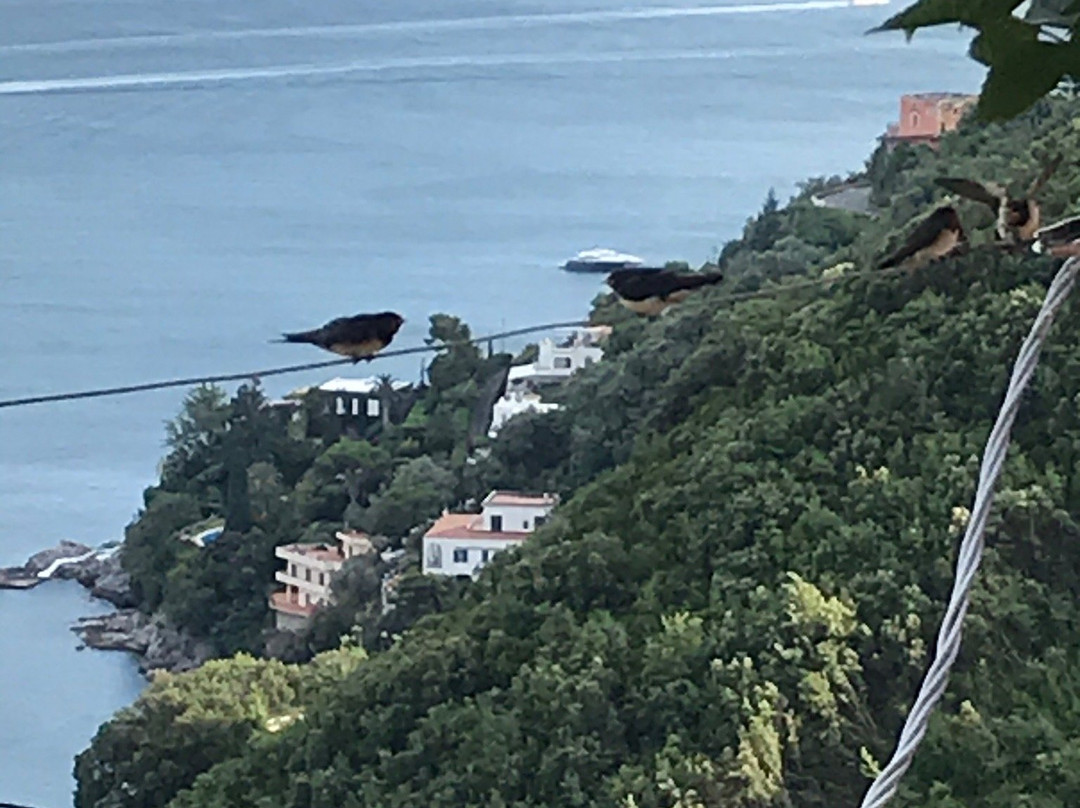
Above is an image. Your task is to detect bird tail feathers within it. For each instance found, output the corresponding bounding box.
[274,329,320,345]
[688,271,724,289]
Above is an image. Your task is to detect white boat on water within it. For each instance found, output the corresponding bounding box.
[561,247,644,273]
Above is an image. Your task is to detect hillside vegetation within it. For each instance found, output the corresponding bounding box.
[77,99,1080,808]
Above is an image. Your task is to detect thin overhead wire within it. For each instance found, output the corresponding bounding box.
[0,319,590,409]
[0,262,919,411]
[859,255,1080,808]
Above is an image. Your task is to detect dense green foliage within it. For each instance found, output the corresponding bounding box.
[80,100,1080,808]
[120,316,515,657]
[74,647,366,808]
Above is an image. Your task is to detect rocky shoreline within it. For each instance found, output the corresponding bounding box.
[1,541,211,676]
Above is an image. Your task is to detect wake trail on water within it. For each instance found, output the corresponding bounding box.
[0,0,858,55]
[0,45,830,96]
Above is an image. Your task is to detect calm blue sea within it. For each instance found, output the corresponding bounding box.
[0,0,984,803]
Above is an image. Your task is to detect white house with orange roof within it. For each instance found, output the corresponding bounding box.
[269,530,374,631]
[422,490,558,577]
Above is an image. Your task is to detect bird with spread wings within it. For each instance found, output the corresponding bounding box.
[934,153,1062,247]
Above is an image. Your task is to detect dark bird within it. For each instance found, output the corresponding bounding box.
[1033,214,1080,257]
[605,267,724,316]
[935,153,1062,246]
[877,205,967,270]
[276,311,405,362]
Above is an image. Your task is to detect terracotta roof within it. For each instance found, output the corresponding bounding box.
[269,591,318,617]
[424,512,530,542]
[275,542,344,563]
[425,513,479,537]
[482,490,558,508]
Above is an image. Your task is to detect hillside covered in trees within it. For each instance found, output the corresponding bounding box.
[76,98,1080,808]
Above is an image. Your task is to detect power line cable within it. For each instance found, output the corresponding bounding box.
[859,255,1080,808]
[0,319,591,409]
[0,261,944,411]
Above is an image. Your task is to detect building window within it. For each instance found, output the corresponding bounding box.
[535,515,547,528]
[335,396,346,415]
[911,112,920,128]
[289,563,297,577]
[318,572,325,586]
[453,548,468,563]
[367,399,380,417]
[554,356,572,369]
[522,520,529,530]
[351,398,360,416]
[427,543,443,569]
[305,568,311,582]
[481,549,490,563]
[490,514,503,532]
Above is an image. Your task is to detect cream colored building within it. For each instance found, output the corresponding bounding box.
[269,530,373,631]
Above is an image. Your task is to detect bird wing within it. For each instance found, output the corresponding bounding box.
[611,270,721,301]
[1027,153,1063,197]
[934,177,1002,210]
[322,313,401,347]
[1037,214,1080,245]
[880,207,955,267]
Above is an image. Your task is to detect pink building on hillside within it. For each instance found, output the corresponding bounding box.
[882,93,977,151]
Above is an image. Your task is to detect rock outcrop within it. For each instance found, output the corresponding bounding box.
[5,541,205,674]
[0,540,94,589]
[72,610,214,675]
[53,550,136,607]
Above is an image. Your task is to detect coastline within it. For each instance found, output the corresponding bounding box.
[1,541,212,676]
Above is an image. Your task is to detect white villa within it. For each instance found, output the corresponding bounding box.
[487,326,610,436]
[422,490,558,578]
[269,530,374,631]
[488,389,561,437]
[507,326,610,388]
[319,376,411,417]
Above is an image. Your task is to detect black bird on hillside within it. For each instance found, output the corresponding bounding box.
[605,267,724,316]
[275,311,405,362]
[935,153,1062,246]
[1033,214,1080,257]
[877,205,967,270]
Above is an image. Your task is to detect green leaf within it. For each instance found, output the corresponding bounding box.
[871,0,1027,37]
[976,40,1068,120]
[970,15,1041,63]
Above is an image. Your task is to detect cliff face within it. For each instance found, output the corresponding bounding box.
[73,610,214,675]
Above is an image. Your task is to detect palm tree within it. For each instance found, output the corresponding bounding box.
[375,374,396,430]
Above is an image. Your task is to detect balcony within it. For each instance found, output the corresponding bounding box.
[269,590,318,618]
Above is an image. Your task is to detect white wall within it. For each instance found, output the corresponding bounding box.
[482,503,553,532]
[422,536,524,577]
[489,394,559,437]
[536,339,602,374]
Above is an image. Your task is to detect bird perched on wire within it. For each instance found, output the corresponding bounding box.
[877,205,967,270]
[1033,214,1080,257]
[934,153,1062,246]
[275,311,405,362]
[605,267,724,316]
